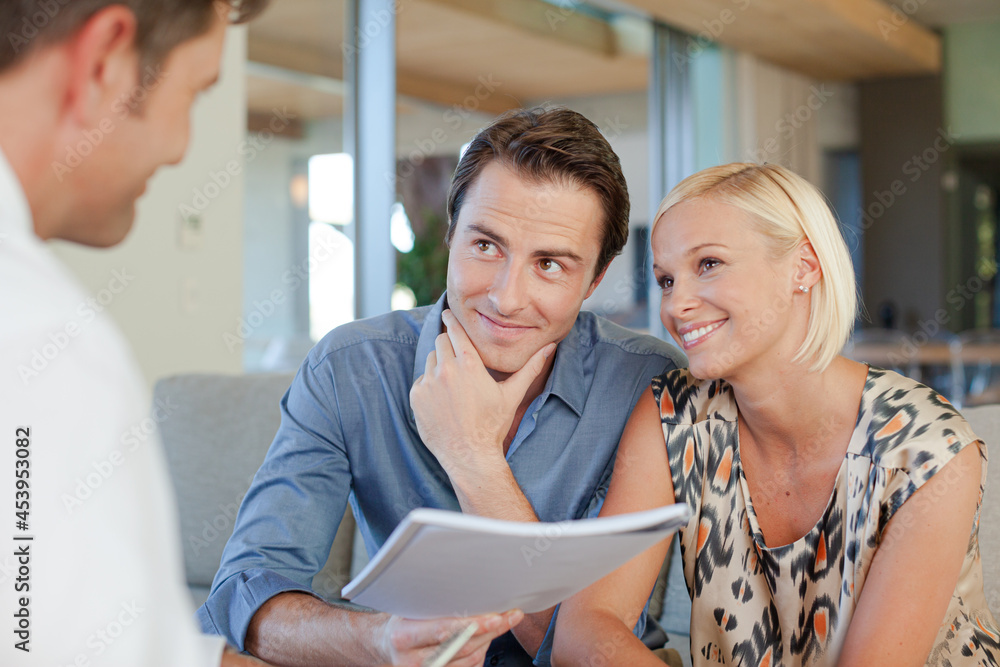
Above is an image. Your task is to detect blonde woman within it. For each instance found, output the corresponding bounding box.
[553,163,999,666]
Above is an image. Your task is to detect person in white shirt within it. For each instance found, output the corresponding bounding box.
[0,1,519,665]
[0,1,276,665]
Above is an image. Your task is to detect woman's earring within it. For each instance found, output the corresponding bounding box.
[798,285,810,293]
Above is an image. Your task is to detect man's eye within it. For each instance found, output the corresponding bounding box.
[539,258,562,273]
[476,240,497,254]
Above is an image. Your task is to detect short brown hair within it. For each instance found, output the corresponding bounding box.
[446,107,630,279]
[0,0,268,73]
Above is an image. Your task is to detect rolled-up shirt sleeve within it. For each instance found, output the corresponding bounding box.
[197,352,352,649]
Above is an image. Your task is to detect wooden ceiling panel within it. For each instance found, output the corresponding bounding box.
[247,75,343,119]
[245,0,942,124]
[249,0,346,51]
[399,0,647,102]
[626,0,940,80]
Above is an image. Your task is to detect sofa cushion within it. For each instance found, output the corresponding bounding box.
[154,373,355,598]
[960,405,1000,620]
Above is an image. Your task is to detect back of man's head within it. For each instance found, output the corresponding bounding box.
[446,107,630,279]
[0,0,267,73]
[0,0,270,247]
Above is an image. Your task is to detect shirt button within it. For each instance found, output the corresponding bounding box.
[489,656,499,666]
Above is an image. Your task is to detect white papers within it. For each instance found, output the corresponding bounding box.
[342,504,690,618]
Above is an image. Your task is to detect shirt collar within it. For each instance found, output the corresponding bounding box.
[546,322,586,417]
[0,146,34,242]
[413,292,448,381]
[413,292,587,417]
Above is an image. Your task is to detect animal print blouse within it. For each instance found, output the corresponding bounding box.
[651,366,999,666]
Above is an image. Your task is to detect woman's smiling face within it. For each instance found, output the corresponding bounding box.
[652,197,804,381]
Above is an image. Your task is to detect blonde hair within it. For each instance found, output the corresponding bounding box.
[653,163,857,373]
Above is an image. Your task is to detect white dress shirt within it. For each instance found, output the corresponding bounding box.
[0,148,225,666]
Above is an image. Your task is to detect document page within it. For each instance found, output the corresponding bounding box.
[342,504,690,618]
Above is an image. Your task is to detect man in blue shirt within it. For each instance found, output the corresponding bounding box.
[198,107,685,666]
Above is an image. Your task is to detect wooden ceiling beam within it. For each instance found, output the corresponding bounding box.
[395,68,520,115]
[623,0,941,80]
[818,0,940,71]
[248,36,518,115]
[420,0,619,57]
[248,36,343,79]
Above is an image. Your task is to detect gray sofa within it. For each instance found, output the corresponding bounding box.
[964,405,1000,618]
[154,373,1000,660]
[154,373,357,609]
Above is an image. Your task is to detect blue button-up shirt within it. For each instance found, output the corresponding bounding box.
[198,294,684,665]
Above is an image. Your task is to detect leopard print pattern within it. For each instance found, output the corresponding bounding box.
[651,366,999,666]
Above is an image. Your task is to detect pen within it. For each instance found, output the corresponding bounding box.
[422,621,479,667]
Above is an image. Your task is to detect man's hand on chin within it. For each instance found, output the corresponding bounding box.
[409,309,554,482]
